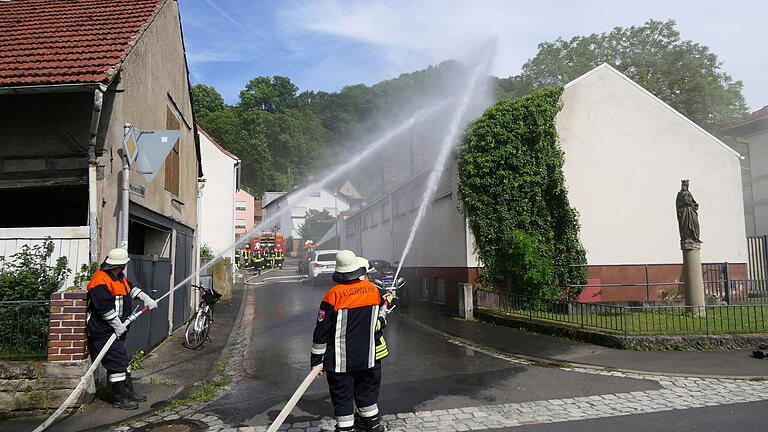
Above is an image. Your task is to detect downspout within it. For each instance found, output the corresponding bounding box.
[118,123,131,249]
[88,85,106,263]
[194,177,205,308]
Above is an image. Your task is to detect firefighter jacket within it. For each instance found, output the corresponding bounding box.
[311,279,383,373]
[275,249,283,259]
[86,268,143,339]
[254,250,263,262]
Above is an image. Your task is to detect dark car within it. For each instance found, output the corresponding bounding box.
[369,259,404,292]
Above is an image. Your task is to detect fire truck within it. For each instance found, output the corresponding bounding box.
[250,232,285,252]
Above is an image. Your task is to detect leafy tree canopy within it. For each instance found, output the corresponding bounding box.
[495,19,749,132]
[191,84,226,119]
[298,209,336,243]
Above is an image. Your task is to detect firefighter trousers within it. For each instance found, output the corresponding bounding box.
[88,333,129,383]
[326,363,381,431]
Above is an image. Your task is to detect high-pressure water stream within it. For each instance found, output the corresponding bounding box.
[392,56,492,283]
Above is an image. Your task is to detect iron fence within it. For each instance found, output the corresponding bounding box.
[476,289,768,336]
[0,300,50,358]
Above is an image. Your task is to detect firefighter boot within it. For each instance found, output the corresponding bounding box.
[362,414,382,432]
[111,381,139,410]
[125,374,147,402]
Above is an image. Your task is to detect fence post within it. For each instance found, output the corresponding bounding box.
[723,263,731,304]
[622,306,628,337]
[48,291,88,362]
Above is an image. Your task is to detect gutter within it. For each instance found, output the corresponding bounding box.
[0,83,99,95]
[87,85,107,263]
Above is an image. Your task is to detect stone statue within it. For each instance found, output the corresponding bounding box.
[676,179,701,249]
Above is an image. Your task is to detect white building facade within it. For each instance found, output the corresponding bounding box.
[198,129,239,261]
[343,64,748,309]
[262,188,350,239]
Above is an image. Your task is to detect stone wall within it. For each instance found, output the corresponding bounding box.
[0,291,94,418]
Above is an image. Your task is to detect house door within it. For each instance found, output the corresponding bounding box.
[172,230,193,329]
[124,255,171,355]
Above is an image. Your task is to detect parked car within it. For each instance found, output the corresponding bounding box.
[369,259,405,294]
[309,249,340,285]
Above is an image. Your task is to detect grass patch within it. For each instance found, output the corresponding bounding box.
[748,377,768,382]
[484,305,768,335]
[164,377,231,411]
[128,350,145,371]
[560,363,573,369]
[149,377,170,385]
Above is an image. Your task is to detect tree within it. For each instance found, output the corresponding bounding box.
[239,76,298,112]
[191,84,226,120]
[298,209,335,242]
[496,20,749,132]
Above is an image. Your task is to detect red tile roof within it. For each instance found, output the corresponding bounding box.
[0,0,165,88]
[723,105,768,132]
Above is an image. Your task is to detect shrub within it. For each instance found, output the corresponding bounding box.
[0,240,70,301]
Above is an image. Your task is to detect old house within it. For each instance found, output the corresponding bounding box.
[342,64,749,310]
[0,0,200,351]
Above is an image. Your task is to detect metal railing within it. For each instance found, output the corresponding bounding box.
[0,300,50,358]
[476,290,768,336]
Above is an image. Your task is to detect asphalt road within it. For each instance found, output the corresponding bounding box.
[205,276,664,427]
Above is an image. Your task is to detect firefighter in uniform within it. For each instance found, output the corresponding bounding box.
[235,249,242,269]
[275,245,284,269]
[311,250,386,431]
[87,248,157,410]
[253,246,264,275]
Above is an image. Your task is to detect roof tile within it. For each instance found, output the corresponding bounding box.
[0,0,165,88]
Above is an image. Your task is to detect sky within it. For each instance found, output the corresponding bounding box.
[179,0,767,111]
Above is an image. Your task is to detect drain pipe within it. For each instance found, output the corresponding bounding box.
[118,123,131,249]
[194,177,206,307]
[87,86,106,263]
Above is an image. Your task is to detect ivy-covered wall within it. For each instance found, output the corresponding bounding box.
[457,87,587,299]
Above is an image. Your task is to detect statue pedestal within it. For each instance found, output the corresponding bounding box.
[682,244,705,316]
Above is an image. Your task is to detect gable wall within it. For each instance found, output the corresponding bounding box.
[558,67,747,265]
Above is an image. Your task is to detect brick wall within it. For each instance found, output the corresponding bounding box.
[47,291,88,362]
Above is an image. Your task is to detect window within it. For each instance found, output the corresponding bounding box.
[434,278,446,305]
[235,219,246,229]
[235,200,247,211]
[164,106,181,195]
[361,212,368,231]
[310,190,322,197]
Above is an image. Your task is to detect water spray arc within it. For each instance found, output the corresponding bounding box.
[32,98,449,432]
[393,57,492,284]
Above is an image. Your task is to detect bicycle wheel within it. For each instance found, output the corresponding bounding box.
[184,309,211,349]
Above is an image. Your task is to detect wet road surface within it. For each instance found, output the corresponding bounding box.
[206,276,661,427]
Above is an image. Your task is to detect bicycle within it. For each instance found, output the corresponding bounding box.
[184,284,222,349]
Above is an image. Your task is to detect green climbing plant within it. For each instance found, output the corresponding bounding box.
[457,87,587,299]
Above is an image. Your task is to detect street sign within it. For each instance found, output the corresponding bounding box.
[122,126,140,166]
[133,130,181,182]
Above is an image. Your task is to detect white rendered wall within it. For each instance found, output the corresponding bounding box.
[199,133,237,259]
[745,130,768,236]
[263,189,350,239]
[558,64,748,264]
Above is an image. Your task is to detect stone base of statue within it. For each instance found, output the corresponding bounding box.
[682,241,705,316]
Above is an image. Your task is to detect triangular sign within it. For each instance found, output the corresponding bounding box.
[134,130,181,182]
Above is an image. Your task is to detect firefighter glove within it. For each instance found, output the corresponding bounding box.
[108,316,127,337]
[137,291,158,310]
[310,353,324,367]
